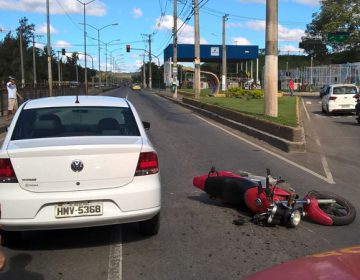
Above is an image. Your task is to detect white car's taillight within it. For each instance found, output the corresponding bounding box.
[0,159,18,183]
[135,152,159,176]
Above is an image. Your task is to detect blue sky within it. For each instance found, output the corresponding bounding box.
[0,0,320,72]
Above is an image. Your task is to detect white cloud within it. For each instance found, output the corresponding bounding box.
[36,23,58,35]
[232,37,252,45]
[239,0,319,5]
[131,7,143,18]
[53,40,73,49]
[246,20,305,42]
[239,0,265,4]
[280,44,304,53]
[227,22,243,28]
[293,0,319,6]
[155,15,207,44]
[0,0,106,16]
[35,42,45,49]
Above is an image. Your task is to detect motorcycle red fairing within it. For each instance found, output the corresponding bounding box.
[193,169,356,226]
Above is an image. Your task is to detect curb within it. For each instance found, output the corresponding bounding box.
[155,91,306,153]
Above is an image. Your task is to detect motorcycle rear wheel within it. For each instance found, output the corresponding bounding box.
[308,191,356,226]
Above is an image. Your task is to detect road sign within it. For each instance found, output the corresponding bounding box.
[328,32,349,43]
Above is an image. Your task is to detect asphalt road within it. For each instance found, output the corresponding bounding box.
[0,88,359,280]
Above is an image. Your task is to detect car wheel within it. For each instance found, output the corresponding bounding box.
[1,230,23,247]
[139,213,160,235]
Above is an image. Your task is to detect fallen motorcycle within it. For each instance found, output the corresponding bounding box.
[193,167,356,227]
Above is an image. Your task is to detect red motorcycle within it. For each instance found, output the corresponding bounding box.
[193,167,356,227]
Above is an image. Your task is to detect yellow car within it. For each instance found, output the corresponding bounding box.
[132,84,141,91]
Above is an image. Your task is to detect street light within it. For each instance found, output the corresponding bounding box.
[79,22,118,85]
[103,39,121,86]
[76,0,96,95]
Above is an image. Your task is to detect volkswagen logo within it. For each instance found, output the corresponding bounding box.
[71,160,84,172]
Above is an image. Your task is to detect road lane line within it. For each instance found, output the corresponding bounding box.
[108,226,123,280]
[302,98,311,121]
[301,99,335,184]
[194,114,334,184]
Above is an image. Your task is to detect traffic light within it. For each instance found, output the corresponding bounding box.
[126,45,131,52]
[62,48,66,55]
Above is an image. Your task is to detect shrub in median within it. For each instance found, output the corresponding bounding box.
[226,87,264,99]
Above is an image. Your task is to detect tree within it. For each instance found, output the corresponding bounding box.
[300,0,359,62]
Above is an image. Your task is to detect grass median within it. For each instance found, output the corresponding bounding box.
[178,89,298,127]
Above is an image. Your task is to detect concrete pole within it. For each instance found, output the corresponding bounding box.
[194,0,201,99]
[264,0,278,117]
[173,0,178,98]
[143,54,146,88]
[221,14,228,91]
[97,29,101,86]
[58,51,61,88]
[19,29,25,88]
[148,34,152,89]
[256,58,259,85]
[46,0,53,96]
[83,3,88,94]
[32,34,37,87]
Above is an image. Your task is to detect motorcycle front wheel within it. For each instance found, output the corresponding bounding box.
[307,191,356,226]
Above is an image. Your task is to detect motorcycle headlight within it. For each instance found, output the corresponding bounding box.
[289,210,302,227]
[267,204,278,224]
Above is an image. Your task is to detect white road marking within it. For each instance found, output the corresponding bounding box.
[302,99,311,121]
[194,114,334,184]
[302,99,335,184]
[107,227,123,280]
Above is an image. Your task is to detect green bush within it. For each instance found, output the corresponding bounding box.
[226,87,264,99]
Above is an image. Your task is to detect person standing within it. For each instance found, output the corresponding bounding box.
[6,76,23,121]
[288,78,295,96]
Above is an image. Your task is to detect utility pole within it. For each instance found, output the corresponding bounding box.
[32,34,37,87]
[148,34,152,89]
[46,0,53,96]
[194,0,201,99]
[264,0,278,117]
[173,0,178,98]
[19,28,25,88]
[143,54,146,89]
[221,14,228,91]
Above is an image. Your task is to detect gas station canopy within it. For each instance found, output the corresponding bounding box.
[164,44,259,63]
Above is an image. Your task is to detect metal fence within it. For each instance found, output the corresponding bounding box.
[280,62,360,91]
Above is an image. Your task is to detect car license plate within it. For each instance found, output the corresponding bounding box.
[341,105,351,108]
[55,202,103,218]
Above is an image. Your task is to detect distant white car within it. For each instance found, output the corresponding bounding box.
[321,84,359,114]
[0,96,161,245]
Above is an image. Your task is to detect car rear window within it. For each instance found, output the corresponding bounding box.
[11,106,140,140]
[333,86,358,95]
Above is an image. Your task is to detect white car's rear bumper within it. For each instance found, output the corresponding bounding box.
[0,175,161,231]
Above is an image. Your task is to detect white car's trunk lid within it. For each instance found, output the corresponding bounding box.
[7,137,142,193]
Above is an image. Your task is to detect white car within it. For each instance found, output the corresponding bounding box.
[0,96,161,245]
[321,84,359,114]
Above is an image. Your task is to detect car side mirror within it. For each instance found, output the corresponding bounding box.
[142,121,150,130]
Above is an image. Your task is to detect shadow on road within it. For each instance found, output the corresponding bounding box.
[0,253,44,280]
[7,225,120,251]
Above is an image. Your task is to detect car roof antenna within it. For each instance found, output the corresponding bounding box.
[75,94,79,104]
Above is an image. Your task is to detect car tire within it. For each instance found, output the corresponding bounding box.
[1,230,23,247]
[139,213,160,235]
